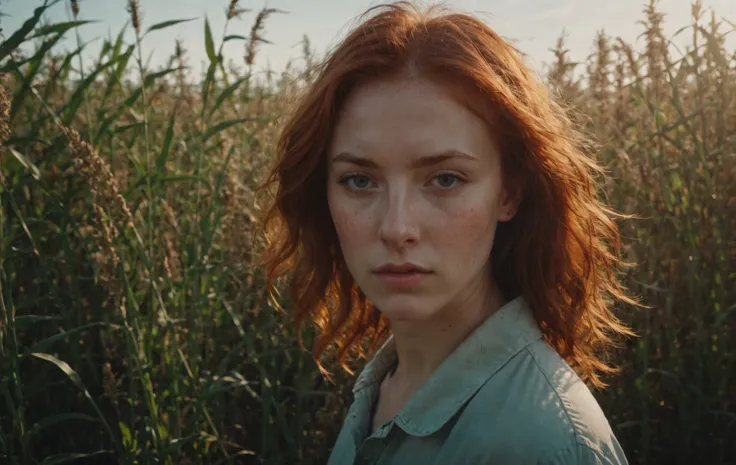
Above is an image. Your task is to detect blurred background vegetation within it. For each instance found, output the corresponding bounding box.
[0,0,733,464]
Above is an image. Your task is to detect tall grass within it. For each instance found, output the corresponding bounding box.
[0,0,733,464]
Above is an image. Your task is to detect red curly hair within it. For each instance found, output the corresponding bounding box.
[258,1,637,389]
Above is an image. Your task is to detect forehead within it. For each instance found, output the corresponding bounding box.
[329,77,498,161]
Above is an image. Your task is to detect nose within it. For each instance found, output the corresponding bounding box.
[379,187,419,250]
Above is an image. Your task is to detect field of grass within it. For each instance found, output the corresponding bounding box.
[0,0,733,464]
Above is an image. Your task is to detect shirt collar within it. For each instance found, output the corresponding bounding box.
[352,295,543,437]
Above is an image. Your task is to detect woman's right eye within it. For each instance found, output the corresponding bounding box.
[339,174,374,190]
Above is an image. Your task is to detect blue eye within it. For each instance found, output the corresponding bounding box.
[338,173,463,191]
[433,173,461,188]
[340,174,374,190]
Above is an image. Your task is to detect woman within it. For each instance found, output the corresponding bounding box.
[259,2,636,464]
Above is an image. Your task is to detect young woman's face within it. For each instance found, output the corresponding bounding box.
[327,76,518,323]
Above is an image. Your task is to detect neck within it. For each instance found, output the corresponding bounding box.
[387,273,507,392]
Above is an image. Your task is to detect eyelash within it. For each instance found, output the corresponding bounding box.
[337,172,465,191]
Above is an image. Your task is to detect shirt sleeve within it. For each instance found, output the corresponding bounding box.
[537,442,628,465]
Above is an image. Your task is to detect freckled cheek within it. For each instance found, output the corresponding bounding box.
[329,202,373,247]
[435,205,497,264]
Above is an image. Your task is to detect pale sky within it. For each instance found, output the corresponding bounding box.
[2,0,735,81]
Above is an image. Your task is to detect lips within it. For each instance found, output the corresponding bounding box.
[372,263,432,289]
[373,263,431,274]
[374,269,431,289]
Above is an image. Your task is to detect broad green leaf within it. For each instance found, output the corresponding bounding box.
[13,315,62,331]
[39,451,112,465]
[156,110,176,174]
[8,148,41,180]
[94,87,143,144]
[3,174,39,255]
[143,67,178,87]
[102,44,135,104]
[0,1,52,62]
[111,25,126,59]
[0,38,84,74]
[200,61,218,116]
[98,40,112,64]
[111,122,145,136]
[27,413,99,437]
[10,34,65,122]
[223,34,248,42]
[209,76,249,117]
[29,322,118,353]
[31,353,116,445]
[58,42,87,72]
[119,421,133,448]
[203,117,257,142]
[29,20,97,39]
[61,56,118,125]
[145,18,196,35]
[204,17,217,63]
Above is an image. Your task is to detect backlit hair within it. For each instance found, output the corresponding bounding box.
[258,1,637,389]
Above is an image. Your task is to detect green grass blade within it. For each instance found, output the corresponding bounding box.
[200,61,217,117]
[102,44,135,104]
[204,17,217,63]
[208,76,249,118]
[28,322,119,354]
[9,34,64,123]
[61,58,120,125]
[145,18,196,36]
[203,117,257,142]
[111,122,145,137]
[0,177,39,256]
[156,110,176,174]
[223,34,248,42]
[26,413,99,438]
[8,148,41,180]
[111,25,126,58]
[30,353,117,448]
[0,2,52,62]
[39,451,112,465]
[143,67,179,87]
[12,315,62,332]
[94,87,143,144]
[29,20,97,39]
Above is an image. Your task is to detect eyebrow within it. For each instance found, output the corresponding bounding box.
[331,149,477,169]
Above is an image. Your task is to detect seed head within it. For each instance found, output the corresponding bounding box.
[246,8,282,66]
[127,0,141,35]
[91,203,122,297]
[63,126,132,225]
[0,77,10,145]
[71,0,80,19]
[227,0,249,20]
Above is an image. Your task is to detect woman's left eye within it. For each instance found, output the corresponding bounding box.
[432,173,463,189]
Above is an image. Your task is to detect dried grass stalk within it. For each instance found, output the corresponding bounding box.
[63,126,132,298]
[63,126,132,225]
[0,78,10,145]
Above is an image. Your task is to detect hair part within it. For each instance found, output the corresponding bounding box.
[257,1,638,389]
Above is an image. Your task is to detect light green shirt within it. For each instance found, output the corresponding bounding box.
[326,296,629,465]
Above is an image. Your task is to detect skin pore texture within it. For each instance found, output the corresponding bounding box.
[326,76,522,433]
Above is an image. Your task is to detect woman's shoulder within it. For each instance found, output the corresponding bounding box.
[450,339,628,464]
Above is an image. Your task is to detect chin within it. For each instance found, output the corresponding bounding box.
[371,294,441,322]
